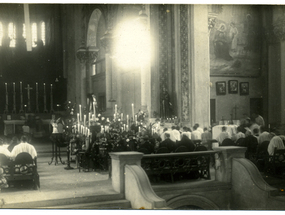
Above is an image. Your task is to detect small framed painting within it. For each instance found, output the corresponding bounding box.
[216,81,226,95]
[228,80,238,94]
[240,82,249,95]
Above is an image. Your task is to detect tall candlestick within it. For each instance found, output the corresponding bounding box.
[88,113,91,127]
[5,83,7,93]
[93,102,96,118]
[13,82,15,92]
[84,115,86,127]
[132,103,134,121]
[79,105,82,122]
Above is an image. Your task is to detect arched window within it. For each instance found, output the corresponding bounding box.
[31,23,37,47]
[41,21,45,45]
[8,22,16,47]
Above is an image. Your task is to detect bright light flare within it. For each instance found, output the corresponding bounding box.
[113,19,151,69]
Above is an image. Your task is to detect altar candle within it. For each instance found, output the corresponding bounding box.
[36,82,38,92]
[84,114,86,127]
[20,82,22,93]
[13,82,15,92]
[115,104,117,115]
[5,83,7,93]
[114,113,116,121]
[77,113,80,124]
[79,105,82,122]
[43,83,46,94]
[132,103,134,121]
[121,113,123,120]
[135,115,137,125]
[51,83,52,90]
[126,125,129,131]
[88,113,91,127]
[93,102,96,117]
[127,115,129,126]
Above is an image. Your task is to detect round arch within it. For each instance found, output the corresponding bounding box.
[167,195,220,210]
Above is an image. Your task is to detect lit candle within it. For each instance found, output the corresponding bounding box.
[84,114,86,127]
[35,82,38,92]
[121,113,123,120]
[5,83,7,93]
[20,82,22,93]
[115,104,117,115]
[77,113,80,124]
[127,115,129,126]
[88,113,91,127]
[93,102,96,118]
[79,105,82,122]
[43,83,46,94]
[114,113,116,121]
[132,103,134,121]
[13,82,15,92]
[51,83,52,90]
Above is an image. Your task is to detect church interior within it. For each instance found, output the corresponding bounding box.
[1,3,285,210]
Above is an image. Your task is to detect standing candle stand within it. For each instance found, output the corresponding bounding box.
[12,82,16,114]
[64,138,74,170]
[4,83,8,114]
[19,82,24,113]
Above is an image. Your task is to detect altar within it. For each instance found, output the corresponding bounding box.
[4,119,51,136]
[212,124,238,140]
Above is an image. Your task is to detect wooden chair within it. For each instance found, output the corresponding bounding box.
[0,153,12,175]
[236,137,245,146]
[221,138,235,146]
[194,145,208,151]
[256,141,270,171]
[174,146,188,153]
[266,148,285,177]
[11,152,40,190]
[156,147,170,154]
[137,148,151,154]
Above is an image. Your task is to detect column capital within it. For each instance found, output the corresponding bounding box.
[76,46,88,63]
[87,46,100,62]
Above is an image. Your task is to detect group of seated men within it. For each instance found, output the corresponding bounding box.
[0,135,37,160]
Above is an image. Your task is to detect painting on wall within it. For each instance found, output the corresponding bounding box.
[209,5,262,77]
[240,82,249,95]
[216,81,226,95]
[228,80,238,94]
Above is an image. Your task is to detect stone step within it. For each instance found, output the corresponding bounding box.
[42,199,132,209]
[2,193,125,209]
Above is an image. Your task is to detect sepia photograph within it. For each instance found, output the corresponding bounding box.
[0,2,284,212]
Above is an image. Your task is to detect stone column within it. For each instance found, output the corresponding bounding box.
[76,46,88,108]
[86,46,99,94]
[272,14,285,127]
[100,29,114,113]
[190,5,210,128]
[140,5,151,115]
[109,152,144,193]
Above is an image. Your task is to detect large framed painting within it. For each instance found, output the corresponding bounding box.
[209,5,262,77]
[228,80,238,94]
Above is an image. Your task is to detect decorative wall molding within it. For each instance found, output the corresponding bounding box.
[180,5,189,122]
